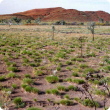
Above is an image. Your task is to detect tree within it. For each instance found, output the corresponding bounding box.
[26,19,31,24]
[12,17,21,25]
[52,25,55,40]
[99,18,104,23]
[34,17,41,24]
[87,22,95,41]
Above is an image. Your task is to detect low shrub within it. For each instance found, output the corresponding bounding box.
[0,75,5,81]
[45,75,59,83]
[68,85,78,91]
[51,89,59,95]
[7,67,18,72]
[57,85,66,91]
[27,107,42,110]
[7,72,16,78]
[22,78,34,85]
[73,79,85,84]
[72,72,79,77]
[60,99,73,106]
[82,99,100,108]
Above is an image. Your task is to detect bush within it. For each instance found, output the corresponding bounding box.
[45,75,59,83]
[35,70,43,76]
[25,74,31,78]
[46,90,51,94]
[32,88,39,94]
[22,78,34,85]
[13,97,22,105]
[51,89,59,95]
[79,64,88,69]
[12,84,17,89]
[57,85,66,91]
[64,94,70,99]
[7,67,18,72]
[0,75,5,81]
[73,79,85,84]
[68,85,78,91]
[24,86,32,92]
[60,99,73,106]
[82,99,100,108]
[27,107,42,110]
[74,97,81,103]
[84,68,95,74]
[56,66,61,71]
[95,90,107,96]
[21,84,28,89]
[66,78,72,82]
[72,72,79,77]
[65,61,72,65]
[7,72,16,78]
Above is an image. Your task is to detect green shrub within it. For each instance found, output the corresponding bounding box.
[29,63,36,67]
[84,68,95,74]
[56,66,61,71]
[60,99,73,106]
[22,78,34,85]
[46,90,51,94]
[7,72,16,78]
[79,64,88,69]
[0,75,5,81]
[66,78,72,82]
[74,97,81,103]
[57,85,66,91]
[73,79,85,84]
[27,107,42,110]
[24,86,32,92]
[45,75,59,83]
[13,97,22,105]
[65,61,72,65]
[32,88,39,94]
[7,67,18,72]
[35,70,43,76]
[51,89,59,95]
[21,84,28,89]
[72,72,79,77]
[68,85,78,91]
[25,74,31,78]
[95,90,107,96]
[12,84,17,89]
[64,94,70,99]
[82,99,100,108]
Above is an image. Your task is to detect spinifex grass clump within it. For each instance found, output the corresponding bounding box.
[7,72,17,78]
[73,79,85,84]
[45,75,59,83]
[7,67,18,72]
[27,107,42,110]
[22,78,34,85]
[51,89,59,95]
[60,99,73,106]
[13,97,25,108]
[68,85,78,91]
[82,99,100,108]
[57,85,66,91]
[0,75,5,81]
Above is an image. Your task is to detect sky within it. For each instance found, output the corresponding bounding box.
[0,0,110,15]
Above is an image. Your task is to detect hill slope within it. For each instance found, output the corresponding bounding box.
[0,7,110,22]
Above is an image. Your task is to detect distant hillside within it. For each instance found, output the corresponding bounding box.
[0,7,110,22]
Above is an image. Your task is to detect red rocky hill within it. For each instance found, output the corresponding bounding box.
[0,7,110,22]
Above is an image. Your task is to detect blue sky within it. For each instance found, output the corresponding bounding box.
[0,0,110,15]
